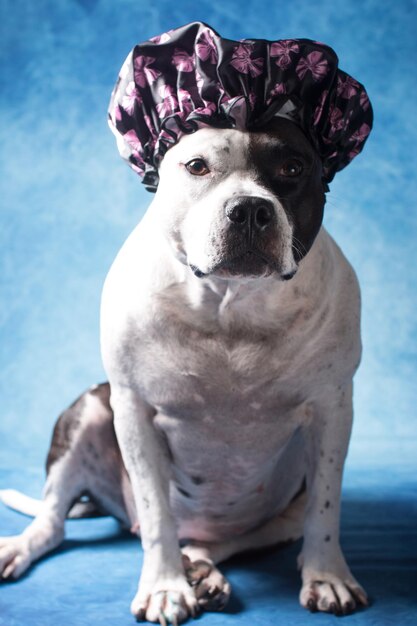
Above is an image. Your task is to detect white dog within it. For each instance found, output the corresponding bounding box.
[0,117,368,623]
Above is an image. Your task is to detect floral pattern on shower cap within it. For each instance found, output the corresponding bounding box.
[108,22,373,191]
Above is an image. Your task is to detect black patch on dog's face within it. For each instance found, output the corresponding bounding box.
[249,118,326,262]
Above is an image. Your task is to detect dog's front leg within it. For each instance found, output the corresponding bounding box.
[299,382,368,615]
[111,385,198,624]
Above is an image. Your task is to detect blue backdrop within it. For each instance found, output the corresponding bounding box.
[1,1,416,625]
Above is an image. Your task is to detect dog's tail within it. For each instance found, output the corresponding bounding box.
[0,489,43,517]
[0,489,103,519]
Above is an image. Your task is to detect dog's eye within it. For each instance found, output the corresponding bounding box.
[279,159,304,177]
[185,158,210,176]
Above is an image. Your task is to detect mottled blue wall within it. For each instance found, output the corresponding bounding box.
[1,0,416,475]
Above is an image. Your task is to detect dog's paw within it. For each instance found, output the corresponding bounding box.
[183,555,231,612]
[131,575,199,624]
[300,574,368,615]
[0,536,32,580]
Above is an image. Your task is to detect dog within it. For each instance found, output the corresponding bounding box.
[0,117,368,623]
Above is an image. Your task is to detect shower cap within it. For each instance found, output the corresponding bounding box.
[108,21,373,191]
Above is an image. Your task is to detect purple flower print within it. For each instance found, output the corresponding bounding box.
[194,102,217,116]
[296,51,329,82]
[196,29,218,63]
[156,84,178,117]
[230,44,264,77]
[248,92,257,108]
[348,146,361,159]
[351,123,371,144]
[134,56,161,87]
[313,89,328,126]
[337,75,360,98]
[270,40,299,69]
[322,136,333,145]
[178,88,194,115]
[329,106,347,135]
[172,48,195,72]
[360,90,370,111]
[121,81,140,114]
[195,68,205,91]
[124,129,143,152]
[266,82,286,105]
[129,161,145,175]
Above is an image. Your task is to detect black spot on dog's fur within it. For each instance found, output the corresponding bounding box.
[177,486,192,498]
[46,398,85,471]
[191,476,205,485]
[86,441,100,461]
[46,383,111,472]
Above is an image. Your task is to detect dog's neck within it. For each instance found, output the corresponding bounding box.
[183,269,295,330]
[179,228,330,331]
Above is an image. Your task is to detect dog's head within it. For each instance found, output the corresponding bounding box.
[152,117,325,281]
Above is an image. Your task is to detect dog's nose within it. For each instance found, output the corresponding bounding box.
[225,196,274,230]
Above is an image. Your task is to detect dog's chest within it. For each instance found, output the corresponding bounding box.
[141,318,305,414]
[145,322,310,538]
[135,300,319,451]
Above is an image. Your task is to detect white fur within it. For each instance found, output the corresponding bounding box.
[100,128,366,620]
[1,126,367,622]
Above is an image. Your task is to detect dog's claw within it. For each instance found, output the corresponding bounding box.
[351,586,369,606]
[301,576,368,616]
[134,607,147,622]
[342,600,354,615]
[131,582,198,624]
[189,601,200,618]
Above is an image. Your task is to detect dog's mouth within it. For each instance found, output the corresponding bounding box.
[189,249,296,281]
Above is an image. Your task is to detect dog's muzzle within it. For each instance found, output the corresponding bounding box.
[189,195,297,280]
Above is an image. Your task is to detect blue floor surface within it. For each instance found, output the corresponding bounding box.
[1,463,416,625]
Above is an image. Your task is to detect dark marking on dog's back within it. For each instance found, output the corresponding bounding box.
[46,396,85,472]
[46,383,112,472]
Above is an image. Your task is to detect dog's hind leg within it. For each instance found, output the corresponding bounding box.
[0,453,86,579]
[0,383,130,580]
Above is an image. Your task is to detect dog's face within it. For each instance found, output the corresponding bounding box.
[153,117,325,280]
